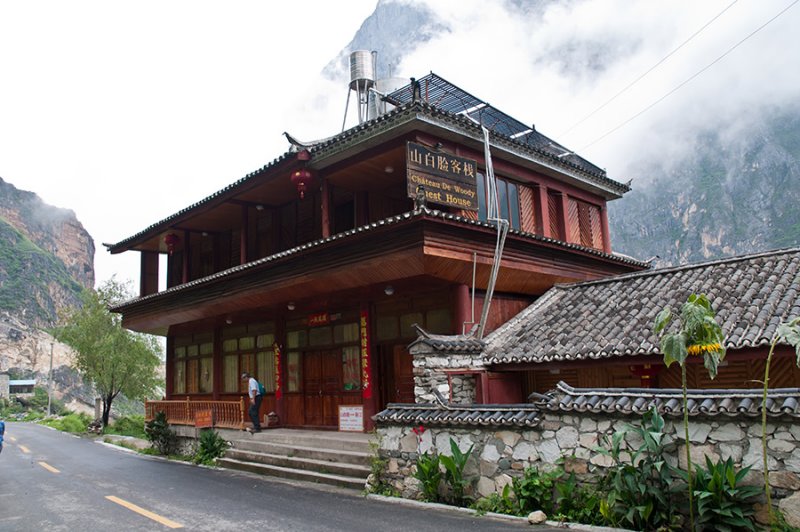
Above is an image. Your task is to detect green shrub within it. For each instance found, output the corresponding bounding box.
[440,438,475,505]
[512,465,562,516]
[145,411,178,455]
[596,407,682,531]
[42,412,92,433]
[554,472,604,525]
[192,429,228,465]
[471,484,517,515]
[105,415,146,439]
[414,452,442,502]
[692,456,761,531]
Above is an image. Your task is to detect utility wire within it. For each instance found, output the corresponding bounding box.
[559,0,739,137]
[579,0,800,152]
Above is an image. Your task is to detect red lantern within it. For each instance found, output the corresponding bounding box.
[290,168,314,199]
[164,233,180,255]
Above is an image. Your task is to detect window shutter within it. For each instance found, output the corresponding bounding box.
[519,185,536,233]
[589,204,603,250]
[567,198,580,244]
[547,193,561,239]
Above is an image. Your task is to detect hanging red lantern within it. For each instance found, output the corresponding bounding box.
[164,233,180,255]
[290,168,314,199]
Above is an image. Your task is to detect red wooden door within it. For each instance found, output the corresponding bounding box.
[392,345,415,403]
[303,350,342,427]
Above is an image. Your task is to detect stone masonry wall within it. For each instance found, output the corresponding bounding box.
[376,414,800,523]
[410,341,484,404]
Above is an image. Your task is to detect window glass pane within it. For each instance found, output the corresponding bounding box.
[508,182,520,229]
[308,326,332,347]
[287,351,301,392]
[257,351,275,393]
[477,172,487,221]
[334,323,359,344]
[241,353,255,393]
[257,333,275,349]
[223,339,238,353]
[175,346,186,359]
[186,359,199,394]
[187,345,198,357]
[287,330,306,349]
[376,316,398,341]
[498,179,509,222]
[199,357,213,393]
[342,346,360,391]
[239,336,255,351]
[174,360,186,394]
[223,355,238,393]
[426,309,452,334]
[400,312,423,338]
[199,342,213,356]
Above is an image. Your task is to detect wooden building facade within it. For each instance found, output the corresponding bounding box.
[109,74,645,430]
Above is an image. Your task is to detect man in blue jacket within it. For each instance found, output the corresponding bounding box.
[0,419,5,454]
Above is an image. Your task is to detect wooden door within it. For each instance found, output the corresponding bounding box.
[392,345,415,403]
[303,350,342,427]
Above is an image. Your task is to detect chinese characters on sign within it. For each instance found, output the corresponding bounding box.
[307,313,329,327]
[360,309,372,399]
[338,405,364,432]
[406,141,479,211]
[273,342,282,400]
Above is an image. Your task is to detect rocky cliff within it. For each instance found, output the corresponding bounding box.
[0,177,94,326]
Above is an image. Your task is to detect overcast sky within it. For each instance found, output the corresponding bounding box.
[1,0,798,290]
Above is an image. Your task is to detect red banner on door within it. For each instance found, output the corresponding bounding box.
[360,309,372,399]
[273,342,282,400]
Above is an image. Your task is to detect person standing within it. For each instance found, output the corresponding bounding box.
[0,419,5,454]
[241,372,262,433]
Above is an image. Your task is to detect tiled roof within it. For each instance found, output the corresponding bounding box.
[373,383,800,428]
[532,381,800,419]
[109,74,629,253]
[111,207,645,311]
[408,325,485,353]
[485,248,800,364]
[373,403,542,428]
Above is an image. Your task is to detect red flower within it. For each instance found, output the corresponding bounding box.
[412,425,425,436]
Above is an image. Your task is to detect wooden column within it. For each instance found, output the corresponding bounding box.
[165,334,174,399]
[321,179,331,238]
[453,284,473,335]
[240,205,248,265]
[139,251,159,297]
[601,205,612,254]
[181,230,190,284]
[212,326,222,401]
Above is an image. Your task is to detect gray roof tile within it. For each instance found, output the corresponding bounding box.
[485,248,800,364]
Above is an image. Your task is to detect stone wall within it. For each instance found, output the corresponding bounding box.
[375,413,800,524]
[410,340,483,404]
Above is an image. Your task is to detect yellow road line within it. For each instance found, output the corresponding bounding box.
[38,462,60,474]
[18,445,30,454]
[8,436,16,443]
[105,496,183,529]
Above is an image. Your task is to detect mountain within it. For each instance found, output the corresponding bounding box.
[0,177,94,326]
[331,0,800,267]
[608,110,800,266]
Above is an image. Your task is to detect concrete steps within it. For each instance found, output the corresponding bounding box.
[217,429,374,490]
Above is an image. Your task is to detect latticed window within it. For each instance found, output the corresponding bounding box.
[476,173,521,229]
[173,333,213,394]
[221,323,276,394]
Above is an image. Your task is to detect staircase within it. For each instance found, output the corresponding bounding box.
[217,428,374,490]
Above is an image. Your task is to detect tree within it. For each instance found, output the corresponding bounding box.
[53,278,161,427]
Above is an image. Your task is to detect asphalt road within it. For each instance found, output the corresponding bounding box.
[0,422,541,531]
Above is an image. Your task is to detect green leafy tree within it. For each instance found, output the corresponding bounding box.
[53,278,161,427]
[654,293,726,531]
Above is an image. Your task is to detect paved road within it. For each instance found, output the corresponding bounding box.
[0,423,542,531]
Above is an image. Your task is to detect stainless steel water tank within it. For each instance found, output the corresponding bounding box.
[349,50,376,90]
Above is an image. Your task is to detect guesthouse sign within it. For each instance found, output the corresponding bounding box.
[406,142,478,211]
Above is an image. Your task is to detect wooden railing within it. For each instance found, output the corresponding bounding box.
[145,398,246,430]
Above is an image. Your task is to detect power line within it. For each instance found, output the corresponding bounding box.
[559,0,739,137]
[578,0,800,152]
